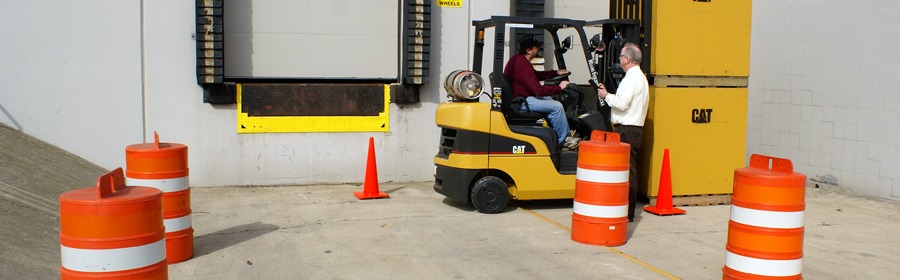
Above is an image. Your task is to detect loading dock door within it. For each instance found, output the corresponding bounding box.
[224,0,399,79]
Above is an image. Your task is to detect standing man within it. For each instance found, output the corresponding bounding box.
[504,35,579,150]
[597,42,649,222]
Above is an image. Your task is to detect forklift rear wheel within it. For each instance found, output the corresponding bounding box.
[471,176,509,214]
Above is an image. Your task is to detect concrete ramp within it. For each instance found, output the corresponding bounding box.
[0,123,106,278]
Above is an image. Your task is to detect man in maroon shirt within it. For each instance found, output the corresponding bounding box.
[503,35,578,149]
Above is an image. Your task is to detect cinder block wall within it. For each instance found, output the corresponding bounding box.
[748,1,900,199]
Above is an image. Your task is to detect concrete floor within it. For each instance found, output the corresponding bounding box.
[6,123,899,279]
[169,182,900,279]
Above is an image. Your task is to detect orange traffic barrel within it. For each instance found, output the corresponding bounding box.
[59,168,167,279]
[723,154,807,279]
[571,131,631,246]
[125,132,194,264]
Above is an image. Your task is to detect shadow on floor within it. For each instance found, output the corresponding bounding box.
[194,222,280,256]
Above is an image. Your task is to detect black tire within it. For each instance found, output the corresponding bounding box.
[470,176,510,214]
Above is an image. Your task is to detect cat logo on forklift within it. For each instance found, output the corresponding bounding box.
[512,145,526,154]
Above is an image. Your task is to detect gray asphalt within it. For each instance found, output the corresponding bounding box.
[3,123,900,279]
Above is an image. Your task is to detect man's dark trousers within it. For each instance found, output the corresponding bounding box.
[615,125,642,222]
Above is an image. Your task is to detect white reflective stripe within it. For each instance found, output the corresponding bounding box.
[576,168,629,183]
[164,214,192,232]
[61,239,165,272]
[126,176,189,193]
[730,205,804,229]
[573,201,628,218]
[725,251,802,277]
[507,23,534,29]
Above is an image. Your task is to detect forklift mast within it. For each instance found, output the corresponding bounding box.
[608,0,652,79]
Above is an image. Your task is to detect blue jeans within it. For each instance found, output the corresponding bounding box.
[523,96,569,144]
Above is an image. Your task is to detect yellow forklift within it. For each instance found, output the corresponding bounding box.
[433,16,641,213]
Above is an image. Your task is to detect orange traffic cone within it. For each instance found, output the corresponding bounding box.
[354,137,389,200]
[644,148,685,215]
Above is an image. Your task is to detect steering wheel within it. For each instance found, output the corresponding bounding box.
[543,72,572,86]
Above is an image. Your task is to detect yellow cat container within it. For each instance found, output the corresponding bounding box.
[650,0,752,77]
[640,86,748,201]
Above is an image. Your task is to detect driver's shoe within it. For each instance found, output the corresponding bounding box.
[562,136,581,151]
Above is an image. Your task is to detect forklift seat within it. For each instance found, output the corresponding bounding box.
[490,72,544,125]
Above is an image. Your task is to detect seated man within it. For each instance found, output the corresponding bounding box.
[503,35,579,150]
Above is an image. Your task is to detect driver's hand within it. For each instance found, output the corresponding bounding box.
[559,80,570,89]
[557,69,569,75]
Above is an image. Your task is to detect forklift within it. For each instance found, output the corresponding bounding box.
[433,16,641,213]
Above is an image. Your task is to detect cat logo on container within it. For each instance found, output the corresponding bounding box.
[692,108,713,124]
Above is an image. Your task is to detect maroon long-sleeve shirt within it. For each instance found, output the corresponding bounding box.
[503,53,561,98]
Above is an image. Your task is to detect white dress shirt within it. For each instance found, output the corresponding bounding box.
[605,66,649,127]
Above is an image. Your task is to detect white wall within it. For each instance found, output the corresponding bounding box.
[140,0,492,186]
[748,0,900,199]
[0,0,507,187]
[0,0,144,172]
[12,1,893,199]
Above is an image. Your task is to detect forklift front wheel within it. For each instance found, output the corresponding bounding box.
[471,176,510,214]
